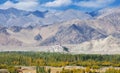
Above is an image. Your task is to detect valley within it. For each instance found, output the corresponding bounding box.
[0,0,120,73]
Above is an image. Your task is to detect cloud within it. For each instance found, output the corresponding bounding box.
[0,0,116,11]
[75,0,115,8]
[0,0,39,11]
[43,0,72,7]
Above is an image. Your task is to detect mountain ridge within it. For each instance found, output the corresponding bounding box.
[0,7,120,54]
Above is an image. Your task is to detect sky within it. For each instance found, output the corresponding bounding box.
[0,0,120,12]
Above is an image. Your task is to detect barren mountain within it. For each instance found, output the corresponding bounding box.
[0,7,120,54]
[40,22,107,45]
[0,33,22,46]
[92,7,120,35]
[0,8,92,27]
[0,36,119,54]
[68,36,120,54]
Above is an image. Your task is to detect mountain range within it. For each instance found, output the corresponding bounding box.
[0,8,91,27]
[0,7,120,54]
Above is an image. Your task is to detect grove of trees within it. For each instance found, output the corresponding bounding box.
[0,52,120,73]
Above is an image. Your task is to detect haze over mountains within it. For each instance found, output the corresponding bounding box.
[0,7,120,54]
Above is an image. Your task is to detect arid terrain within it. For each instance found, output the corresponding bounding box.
[0,7,120,54]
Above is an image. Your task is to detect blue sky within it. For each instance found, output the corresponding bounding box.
[0,0,120,12]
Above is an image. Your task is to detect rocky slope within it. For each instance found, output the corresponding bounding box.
[0,7,120,54]
[68,36,120,54]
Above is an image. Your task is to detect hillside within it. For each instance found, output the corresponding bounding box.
[0,7,119,54]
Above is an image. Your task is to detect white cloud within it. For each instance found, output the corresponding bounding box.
[44,0,72,7]
[0,0,39,11]
[75,0,115,8]
[0,0,115,11]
